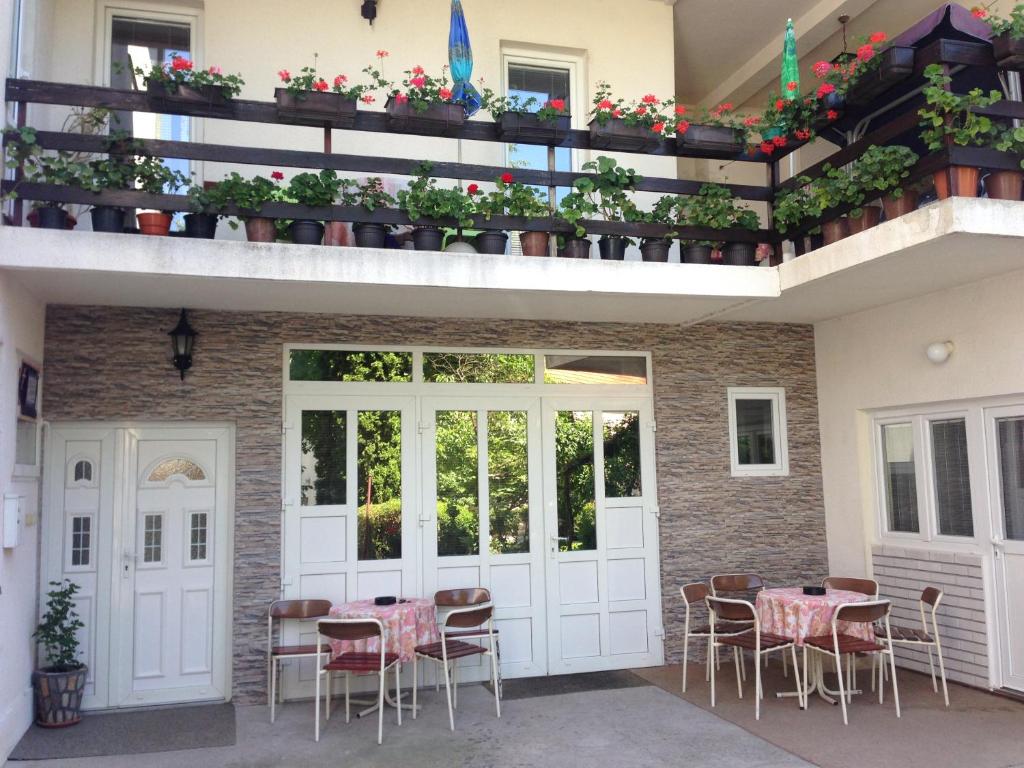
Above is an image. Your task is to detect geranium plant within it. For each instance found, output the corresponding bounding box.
[994,124,1024,169]
[590,82,679,136]
[134,155,189,195]
[283,169,345,208]
[972,4,1024,39]
[474,172,550,220]
[682,183,759,244]
[277,55,372,104]
[919,63,1002,150]
[756,91,817,153]
[480,88,568,123]
[851,145,920,197]
[692,101,753,145]
[811,164,864,214]
[210,170,286,227]
[397,165,475,228]
[341,177,397,212]
[137,55,244,98]
[773,179,822,235]
[186,179,236,216]
[370,58,455,113]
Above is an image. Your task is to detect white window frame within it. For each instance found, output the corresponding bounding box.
[727,387,789,477]
[874,416,926,540]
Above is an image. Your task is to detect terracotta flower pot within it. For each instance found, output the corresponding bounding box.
[881,191,919,221]
[846,206,881,234]
[245,217,277,242]
[137,211,172,236]
[985,170,1024,201]
[324,221,352,247]
[933,166,980,199]
[519,231,550,257]
[821,217,848,245]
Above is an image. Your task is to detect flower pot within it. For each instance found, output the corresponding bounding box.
[721,242,757,266]
[588,118,661,153]
[137,211,172,236]
[245,217,277,242]
[519,231,550,257]
[146,80,231,112]
[289,219,325,245]
[559,237,592,259]
[324,221,352,247]
[821,217,848,245]
[992,31,1024,71]
[352,222,388,248]
[681,243,713,264]
[89,206,126,233]
[677,124,745,158]
[35,205,69,230]
[184,212,218,239]
[32,666,87,728]
[881,191,919,221]
[933,166,980,199]
[497,112,571,145]
[985,170,1024,201]
[475,230,509,255]
[275,88,358,128]
[794,232,824,256]
[386,97,464,138]
[846,206,881,234]
[411,225,444,251]
[640,239,671,263]
[598,235,628,260]
[845,46,915,106]
[812,91,846,129]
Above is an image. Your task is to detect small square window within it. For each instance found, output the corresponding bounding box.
[727,388,789,477]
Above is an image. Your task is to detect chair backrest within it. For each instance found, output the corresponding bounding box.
[821,576,879,597]
[705,596,756,624]
[270,599,332,620]
[680,582,708,606]
[444,604,493,629]
[710,573,765,595]
[921,586,942,607]
[317,618,382,643]
[434,588,491,607]
[834,599,890,625]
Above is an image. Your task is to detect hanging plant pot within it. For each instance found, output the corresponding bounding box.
[352,222,388,248]
[519,231,550,257]
[845,46,915,106]
[985,170,1024,201]
[275,89,358,128]
[559,237,592,259]
[640,239,671,262]
[821,217,849,245]
[475,231,509,255]
[588,118,661,153]
[244,217,277,242]
[933,166,980,199]
[323,221,351,247]
[35,205,70,230]
[598,235,628,260]
[137,211,172,236]
[992,32,1024,71]
[33,666,88,728]
[146,81,231,112]
[681,243,714,264]
[288,219,325,245]
[677,124,745,158]
[881,191,919,221]
[184,213,218,239]
[846,206,881,234]
[721,242,757,266]
[497,112,571,144]
[386,97,464,137]
[411,225,445,251]
[89,206,126,233]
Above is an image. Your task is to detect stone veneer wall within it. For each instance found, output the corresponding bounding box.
[872,544,990,688]
[43,306,827,703]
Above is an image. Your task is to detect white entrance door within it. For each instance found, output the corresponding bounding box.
[986,406,1024,692]
[542,399,664,674]
[421,398,546,679]
[44,424,232,709]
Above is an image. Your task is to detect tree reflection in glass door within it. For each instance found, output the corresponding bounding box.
[357,410,403,560]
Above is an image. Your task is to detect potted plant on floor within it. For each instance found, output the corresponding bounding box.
[481,89,571,144]
[561,156,641,260]
[342,177,396,247]
[589,82,675,152]
[32,580,87,728]
[989,124,1024,200]
[281,169,344,245]
[851,144,920,224]
[473,172,553,255]
[919,63,1003,198]
[275,55,373,128]
[135,156,189,236]
[773,178,823,252]
[397,166,476,251]
[137,55,244,110]
[372,56,464,137]
[633,195,682,262]
[213,170,286,242]
[974,4,1024,70]
[681,183,760,265]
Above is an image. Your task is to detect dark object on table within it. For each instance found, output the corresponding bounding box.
[374,596,397,606]
[803,586,827,596]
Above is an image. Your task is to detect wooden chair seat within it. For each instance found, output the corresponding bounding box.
[886,625,933,643]
[324,651,399,673]
[272,644,321,657]
[415,640,489,661]
[691,621,751,636]
[717,631,794,651]
[445,628,500,639]
[804,633,885,654]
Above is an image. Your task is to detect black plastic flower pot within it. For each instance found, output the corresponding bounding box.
[681,243,713,264]
[411,226,444,251]
[353,222,388,248]
[497,112,571,145]
[89,206,126,233]
[475,231,509,255]
[721,242,757,266]
[559,237,592,259]
[993,32,1024,71]
[275,88,358,128]
[386,97,465,138]
[588,118,661,153]
[598,235,628,260]
[35,205,69,230]
[288,219,325,245]
[677,124,745,158]
[184,213,219,239]
[640,239,671,262]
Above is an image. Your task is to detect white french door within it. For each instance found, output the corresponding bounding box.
[985,405,1024,692]
[542,399,664,674]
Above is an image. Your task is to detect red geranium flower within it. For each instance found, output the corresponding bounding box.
[786,81,798,92]
[334,75,348,87]
[743,115,760,127]
[612,108,622,117]
[816,82,836,99]
[313,79,329,92]
[869,32,887,44]
[760,141,776,155]
[635,106,647,116]
[278,69,291,82]
[642,94,659,104]
[467,183,480,195]
[675,105,687,116]
[598,99,614,110]
[857,43,875,62]
[826,109,839,121]
[271,171,284,181]
[409,76,426,89]
[775,99,785,110]
[772,135,787,147]
[795,128,811,141]
[651,121,665,134]
[439,87,453,100]
[171,56,193,71]
[394,93,409,104]
[676,119,690,134]
[360,94,375,104]
[412,65,425,75]
[971,6,988,18]
[376,50,389,58]
[501,172,513,184]
[812,60,831,78]
[547,98,566,112]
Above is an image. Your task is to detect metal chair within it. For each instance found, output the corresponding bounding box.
[821,576,879,597]
[709,574,776,678]
[679,583,750,692]
[413,600,500,731]
[267,598,332,723]
[877,586,949,706]
[434,588,501,697]
[315,618,401,745]
[803,599,900,725]
[706,596,804,720]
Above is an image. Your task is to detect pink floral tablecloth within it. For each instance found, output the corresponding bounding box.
[756,588,875,646]
[328,598,439,663]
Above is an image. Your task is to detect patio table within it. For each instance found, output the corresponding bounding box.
[755,587,875,706]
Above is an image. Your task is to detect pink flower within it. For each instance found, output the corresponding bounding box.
[313,78,329,92]
[208,65,222,75]
[361,94,375,104]
[635,106,647,116]
[410,76,426,89]
[412,65,425,75]
[857,43,875,62]
[394,93,409,104]
[612,108,622,117]
[816,82,836,98]
[278,69,291,82]
[812,60,831,79]
[598,99,614,110]
[642,94,659,104]
[271,171,284,181]
[376,49,389,58]
[743,115,760,127]
[438,87,452,100]
[334,75,348,87]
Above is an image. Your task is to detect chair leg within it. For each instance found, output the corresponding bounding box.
[734,647,743,699]
[791,646,804,709]
[852,655,858,694]
[782,650,788,679]
[835,654,849,726]
[377,669,385,746]
[740,649,747,682]
[710,642,717,708]
[935,642,950,707]
[270,658,277,723]
[452,663,459,710]
[871,653,877,693]
[888,650,901,718]
[395,664,402,726]
[927,646,938,692]
[705,637,712,682]
[345,673,350,724]
[682,633,690,693]
[314,670,321,743]
[325,671,331,721]
[755,652,762,721]
[846,655,853,704]
[412,655,418,720]
[491,642,502,719]
[802,647,809,710]
[878,652,885,704]
[442,657,455,731]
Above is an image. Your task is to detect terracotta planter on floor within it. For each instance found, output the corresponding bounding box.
[881,191,919,221]
[821,217,848,246]
[846,206,881,234]
[985,170,1024,201]
[933,166,980,199]
[137,211,172,236]
[245,217,277,242]
[324,221,352,247]
[519,231,550,257]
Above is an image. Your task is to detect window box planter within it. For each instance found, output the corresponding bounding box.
[677,124,745,158]
[845,46,915,107]
[386,97,464,137]
[274,89,358,128]
[721,242,757,266]
[640,238,671,262]
[475,230,509,255]
[146,81,231,111]
[519,231,550,257]
[496,112,571,145]
[992,32,1024,71]
[588,119,660,153]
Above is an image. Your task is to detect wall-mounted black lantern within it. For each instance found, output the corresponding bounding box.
[361,0,378,25]
[168,309,197,381]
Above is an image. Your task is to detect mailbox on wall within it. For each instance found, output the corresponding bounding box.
[2,494,22,548]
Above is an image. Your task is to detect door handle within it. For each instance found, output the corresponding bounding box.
[122,549,137,577]
[992,538,1005,558]
[550,535,568,556]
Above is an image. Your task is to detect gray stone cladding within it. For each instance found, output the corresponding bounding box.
[43,306,827,702]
